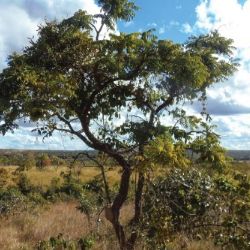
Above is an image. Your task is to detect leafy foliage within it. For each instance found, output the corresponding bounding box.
[18,152,36,171]
[142,168,250,249]
[144,133,190,169]
[36,154,52,168]
[0,187,27,214]
[17,173,34,195]
[0,6,236,150]
[37,233,95,250]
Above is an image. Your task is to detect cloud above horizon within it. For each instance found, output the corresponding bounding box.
[1,0,250,150]
[0,0,100,150]
[193,97,250,116]
[0,0,99,70]
[183,0,250,149]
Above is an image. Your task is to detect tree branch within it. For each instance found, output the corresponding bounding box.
[71,151,112,204]
[155,96,174,114]
[55,113,93,148]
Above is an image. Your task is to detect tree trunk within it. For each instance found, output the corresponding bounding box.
[126,172,145,249]
[105,169,145,250]
[102,166,131,249]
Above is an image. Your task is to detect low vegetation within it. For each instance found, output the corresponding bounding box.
[0,150,249,249]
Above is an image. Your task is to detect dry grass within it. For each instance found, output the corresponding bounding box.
[25,202,91,241]
[0,201,135,250]
[26,166,118,187]
[165,234,220,250]
[0,201,102,249]
[1,161,248,190]
[231,161,250,177]
[0,165,121,189]
[0,200,221,250]
[0,162,246,249]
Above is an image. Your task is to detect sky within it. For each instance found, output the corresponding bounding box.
[0,0,250,150]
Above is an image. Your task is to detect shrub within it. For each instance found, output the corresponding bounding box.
[0,155,9,166]
[27,192,46,205]
[45,177,61,200]
[0,168,9,187]
[36,233,95,250]
[142,168,250,249]
[18,152,36,171]
[36,154,51,169]
[17,173,34,195]
[50,155,66,166]
[0,187,27,214]
[83,176,105,205]
[60,172,84,199]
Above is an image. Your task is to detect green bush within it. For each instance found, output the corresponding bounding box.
[50,155,66,166]
[0,187,27,214]
[17,173,34,195]
[60,172,84,199]
[45,177,61,200]
[18,152,36,171]
[83,176,105,205]
[0,155,10,166]
[142,168,250,249]
[27,192,46,205]
[37,233,95,250]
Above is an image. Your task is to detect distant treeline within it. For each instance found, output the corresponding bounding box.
[0,149,98,168]
[0,149,249,168]
[226,150,250,161]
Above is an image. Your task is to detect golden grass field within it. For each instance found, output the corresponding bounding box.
[0,165,122,189]
[1,159,248,188]
[0,162,248,249]
[0,200,220,250]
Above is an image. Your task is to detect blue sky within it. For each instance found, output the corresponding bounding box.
[1,0,250,150]
[118,0,199,42]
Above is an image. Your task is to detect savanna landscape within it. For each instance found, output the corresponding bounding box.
[0,150,249,249]
[0,0,249,249]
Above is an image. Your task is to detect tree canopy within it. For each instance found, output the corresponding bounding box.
[0,0,237,249]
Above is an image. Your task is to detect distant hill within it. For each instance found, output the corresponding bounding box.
[0,149,98,166]
[226,150,250,161]
[0,149,250,161]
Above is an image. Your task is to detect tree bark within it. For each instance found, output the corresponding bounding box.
[126,172,145,249]
[111,167,131,249]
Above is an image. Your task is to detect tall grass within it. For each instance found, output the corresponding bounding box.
[0,201,219,249]
[0,201,130,249]
[0,162,248,249]
[0,165,121,189]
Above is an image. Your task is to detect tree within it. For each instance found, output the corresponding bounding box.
[19,152,36,171]
[0,0,237,249]
[36,153,51,169]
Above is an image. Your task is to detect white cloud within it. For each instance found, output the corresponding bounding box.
[0,127,86,150]
[0,0,99,70]
[0,0,101,150]
[0,5,38,69]
[213,114,250,149]
[195,0,250,50]
[194,0,250,106]
[181,23,193,33]
[147,22,158,27]
[147,21,179,36]
[169,21,179,26]
[159,26,165,34]
[124,21,134,27]
[190,0,250,149]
